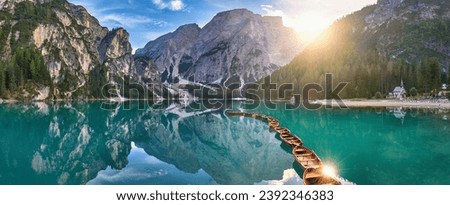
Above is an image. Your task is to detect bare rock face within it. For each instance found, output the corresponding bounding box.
[99,28,134,78]
[0,0,140,99]
[135,9,303,85]
[135,24,201,84]
[360,0,450,69]
[366,0,445,28]
[365,0,404,28]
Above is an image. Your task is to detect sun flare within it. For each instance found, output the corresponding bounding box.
[286,12,332,43]
[322,164,338,178]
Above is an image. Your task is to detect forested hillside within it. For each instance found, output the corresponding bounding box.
[264,0,450,99]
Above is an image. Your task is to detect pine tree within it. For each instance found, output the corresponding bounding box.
[418,60,428,92]
[6,62,16,90]
[88,65,108,98]
[447,72,450,85]
[0,63,5,97]
[409,87,418,97]
[30,59,37,80]
[427,57,441,93]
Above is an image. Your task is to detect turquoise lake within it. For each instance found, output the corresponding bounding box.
[0,101,449,185]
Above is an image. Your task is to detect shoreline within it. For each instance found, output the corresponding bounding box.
[314,99,450,109]
[1,98,450,109]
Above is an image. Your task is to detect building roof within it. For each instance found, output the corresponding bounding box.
[393,86,405,93]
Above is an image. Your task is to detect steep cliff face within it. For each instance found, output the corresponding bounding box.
[0,0,140,100]
[135,24,200,84]
[98,28,134,81]
[135,9,303,85]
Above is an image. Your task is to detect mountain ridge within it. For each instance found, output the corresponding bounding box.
[135,8,303,86]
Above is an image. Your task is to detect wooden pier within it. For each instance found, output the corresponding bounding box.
[226,111,341,185]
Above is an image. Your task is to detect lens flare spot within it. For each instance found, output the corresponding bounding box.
[322,165,338,178]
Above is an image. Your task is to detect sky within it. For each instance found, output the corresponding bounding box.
[68,0,378,52]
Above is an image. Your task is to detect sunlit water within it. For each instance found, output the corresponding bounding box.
[0,101,449,185]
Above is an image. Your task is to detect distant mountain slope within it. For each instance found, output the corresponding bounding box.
[135,9,303,86]
[265,0,450,99]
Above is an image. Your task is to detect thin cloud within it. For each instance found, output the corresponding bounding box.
[68,1,168,28]
[261,4,284,16]
[152,0,185,11]
[260,4,273,9]
[98,14,167,28]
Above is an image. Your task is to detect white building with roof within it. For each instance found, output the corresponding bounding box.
[392,80,406,99]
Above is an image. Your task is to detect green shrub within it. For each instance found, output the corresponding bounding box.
[374,92,382,99]
[409,87,418,97]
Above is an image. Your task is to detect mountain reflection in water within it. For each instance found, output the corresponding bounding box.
[0,101,295,185]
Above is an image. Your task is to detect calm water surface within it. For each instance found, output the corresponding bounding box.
[0,101,449,185]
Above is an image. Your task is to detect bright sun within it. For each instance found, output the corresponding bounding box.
[285,12,333,43]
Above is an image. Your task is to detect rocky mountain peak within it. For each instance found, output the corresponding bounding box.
[377,0,403,6]
[215,8,255,18]
[200,8,261,40]
[135,9,303,86]
[135,23,200,58]
[70,4,102,28]
[99,28,132,62]
[175,23,201,34]
[98,27,134,77]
